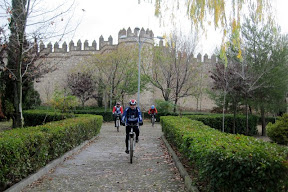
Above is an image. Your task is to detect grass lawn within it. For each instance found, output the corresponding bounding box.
[0,120,12,132]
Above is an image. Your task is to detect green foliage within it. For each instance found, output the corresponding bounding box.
[161,116,288,191]
[267,114,288,145]
[23,110,73,127]
[50,90,78,113]
[22,85,41,110]
[155,99,175,113]
[186,114,258,135]
[3,100,14,120]
[0,114,102,191]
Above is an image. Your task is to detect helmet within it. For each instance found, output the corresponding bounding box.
[151,105,155,109]
[129,99,137,106]
[116,102,120,105]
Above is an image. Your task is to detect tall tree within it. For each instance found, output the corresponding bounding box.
[0,0,78,127]
[146,32,199,112]
[242,16,288,135]
[67,71,95,107]
[88,45,147,110]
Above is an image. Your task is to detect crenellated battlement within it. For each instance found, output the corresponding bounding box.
[38,27,158,53]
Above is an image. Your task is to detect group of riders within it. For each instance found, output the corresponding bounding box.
[112,99,158,154]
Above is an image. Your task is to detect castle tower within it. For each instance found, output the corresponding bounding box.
[69,40,74,51]
[127,27,132,37]
[108,35,113,45]
[62,42,67,52]
[99,35,104,49]
[84,40,89,50]
[77,40,82,51]
[92,40,97,50]
[47,42,52,52]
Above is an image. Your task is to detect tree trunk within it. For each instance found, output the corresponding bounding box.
[222,90,226,132]
[260,106,266,136]
[246,101,249,135]
[233,103,236,134]
[0,96,5,119]
[173,97,178,113]
[13,79,24,128]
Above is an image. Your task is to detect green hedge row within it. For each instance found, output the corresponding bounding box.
[23,110,74,126]
[73,110,113,121]
[186,114,258,135]
[0,114,102,191]
[161,116,288,192]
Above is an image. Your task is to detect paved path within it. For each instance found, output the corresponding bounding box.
[22,121,186,192]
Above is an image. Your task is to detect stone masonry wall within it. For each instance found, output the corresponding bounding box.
[34,27,217,111]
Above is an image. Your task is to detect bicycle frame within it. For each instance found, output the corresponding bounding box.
[115,115,120,132]
[127,123,138,164]
[151,114,155,127]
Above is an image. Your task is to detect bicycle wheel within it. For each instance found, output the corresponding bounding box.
[116,119,120,132]
[152,116,155,127]
[129,135,134,164]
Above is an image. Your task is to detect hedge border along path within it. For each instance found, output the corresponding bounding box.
[5,134,99,192]
[161,116,288,192]
[0,114,102,191]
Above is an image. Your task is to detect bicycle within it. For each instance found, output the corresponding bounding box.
[151,114,155,127]
[127,123,138,164]
[115,114,121,132]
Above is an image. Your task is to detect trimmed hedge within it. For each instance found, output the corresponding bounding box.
[161,116,288,192]
[23,110,74,126]
[0,114,102,191]
[73,110,113,121]
[186,114,258,135]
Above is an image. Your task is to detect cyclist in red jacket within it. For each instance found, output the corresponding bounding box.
[148,105,158,120]
[112,102,123,127]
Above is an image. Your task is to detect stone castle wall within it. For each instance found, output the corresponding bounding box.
[34,27,217,111]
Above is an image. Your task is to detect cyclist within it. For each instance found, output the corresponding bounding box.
[148,105,158,121]
[112,102,123,127]
[121,99,143,154]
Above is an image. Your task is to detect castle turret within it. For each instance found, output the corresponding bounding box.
[204,54,208,63]
[62,42,67,52]
[134,27,139,36]
[47,42,52,53]
[211,54,216,64]
[92,40,97,50]
[118,28,126,39]
[127,27,132,37]
[108,35,113,45]
[77,40,81,50]
[69,40,74,51]
[139,27,145,37]
[197,53,202,62]
[40,41,45,51]
[84,40,89,50]
[99,35,104,49]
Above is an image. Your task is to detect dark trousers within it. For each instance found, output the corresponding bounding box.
[125,125,139,149]
[113,113,122,127]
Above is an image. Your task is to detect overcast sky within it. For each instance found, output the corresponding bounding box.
[1,0,288,55]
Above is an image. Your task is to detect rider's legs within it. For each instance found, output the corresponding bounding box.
[125,126,140,150]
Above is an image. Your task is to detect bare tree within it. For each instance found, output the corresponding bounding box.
[0,0,79,127]
[67,71,95,107]
[145,31,199,112]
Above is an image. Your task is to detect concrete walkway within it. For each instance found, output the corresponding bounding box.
[22,121,186,192]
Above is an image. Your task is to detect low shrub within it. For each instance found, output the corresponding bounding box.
[161,116,288,191]
[23,110,74,126]
[186,114,258,135]
[267,113,288,145]
[0,114,102,191]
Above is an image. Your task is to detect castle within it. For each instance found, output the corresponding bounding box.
[34,27,216,111]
